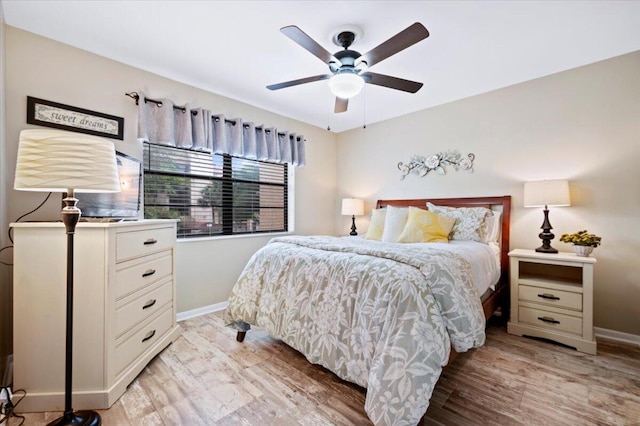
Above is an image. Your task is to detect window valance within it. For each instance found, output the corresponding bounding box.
[134,91,306,166]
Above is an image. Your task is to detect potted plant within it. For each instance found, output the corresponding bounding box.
[559,230,602,257]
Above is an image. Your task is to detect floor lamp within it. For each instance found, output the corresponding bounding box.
[14,129,120,426]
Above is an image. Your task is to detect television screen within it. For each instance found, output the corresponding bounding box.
[76,151,142,220]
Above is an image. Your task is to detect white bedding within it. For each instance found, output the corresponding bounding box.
[354,238,501,296]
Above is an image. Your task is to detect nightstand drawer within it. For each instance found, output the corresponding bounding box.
[519,284,582,311]
[519,306,582,335]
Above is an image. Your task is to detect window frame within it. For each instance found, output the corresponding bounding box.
[142,142,293,239]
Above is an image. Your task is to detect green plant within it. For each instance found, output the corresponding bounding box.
[559,230,602,247]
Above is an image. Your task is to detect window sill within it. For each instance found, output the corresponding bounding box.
[176,231,294,244]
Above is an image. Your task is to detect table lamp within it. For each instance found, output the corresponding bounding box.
[524,179,570,253]
[14,129,120,426]
[341,198,364,236]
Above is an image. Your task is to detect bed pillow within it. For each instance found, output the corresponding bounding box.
[381,206,409,242]
[426,202,492,242]
[485,211,502,243]
[364,208,386,241]
[397,207,456,243]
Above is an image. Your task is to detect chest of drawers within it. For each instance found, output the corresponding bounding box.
[507,249,596,354]
[12,220,181,412]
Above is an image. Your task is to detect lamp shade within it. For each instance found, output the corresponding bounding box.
[14,129,120,193]
[341,198,364,216]
[523,179,571,207]
[329,72,365,99]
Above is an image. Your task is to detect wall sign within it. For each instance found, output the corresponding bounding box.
[27,96,124,140]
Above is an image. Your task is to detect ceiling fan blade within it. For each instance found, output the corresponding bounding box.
[267,74,331,91]
[280,25,338,64]
[357,22,429,68]
[362,72,424,93]
[335,97,348,113]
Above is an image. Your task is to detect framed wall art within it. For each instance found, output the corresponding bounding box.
[27,96,124,140]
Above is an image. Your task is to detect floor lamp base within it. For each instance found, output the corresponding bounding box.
[47,410,101,426]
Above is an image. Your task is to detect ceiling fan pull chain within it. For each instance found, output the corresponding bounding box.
[363,85,367,129]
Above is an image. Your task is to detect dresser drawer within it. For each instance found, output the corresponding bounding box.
[116,226,175,262]
[115,308,173,375]
[519,284,582,311]
[115,251,172,300]
[116,279,173,338]
[519,306,582,335]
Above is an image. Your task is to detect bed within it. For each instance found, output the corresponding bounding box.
[224,196,511,425]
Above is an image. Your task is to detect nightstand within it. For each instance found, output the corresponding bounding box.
[507,249,597,354]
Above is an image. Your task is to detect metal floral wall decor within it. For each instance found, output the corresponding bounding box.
[398,150,475,180]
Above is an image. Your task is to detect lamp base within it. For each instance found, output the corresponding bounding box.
[535,207,558,254]
[47,410,101,426]
[535,245,558,254]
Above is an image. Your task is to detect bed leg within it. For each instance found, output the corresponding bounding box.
[236,331,246,342]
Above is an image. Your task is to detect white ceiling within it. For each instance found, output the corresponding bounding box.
[3,1,640,133]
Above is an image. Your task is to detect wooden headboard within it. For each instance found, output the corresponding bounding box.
[376,196,512,290]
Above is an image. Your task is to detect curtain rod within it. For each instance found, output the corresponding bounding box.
[125,92,295,138]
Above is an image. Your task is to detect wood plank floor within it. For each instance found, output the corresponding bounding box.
[13,312,640,425]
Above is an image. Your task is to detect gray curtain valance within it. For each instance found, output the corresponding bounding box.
[136,91,306,167]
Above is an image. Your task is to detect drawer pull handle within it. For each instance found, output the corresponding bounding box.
[142,269,156,278]
[537,293,560,300]
[142,329,156,343]
[538,316,560,324]
[142,299,157,310]
[143,239,158,245]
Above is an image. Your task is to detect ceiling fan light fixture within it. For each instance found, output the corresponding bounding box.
[328,72,365,99]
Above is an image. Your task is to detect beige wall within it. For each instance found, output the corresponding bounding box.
[336,51,640,336]
[0,1,11,384]
[1,25,338,319]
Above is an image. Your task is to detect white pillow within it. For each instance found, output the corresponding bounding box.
[381,206,409,243]
[485,211,502,243]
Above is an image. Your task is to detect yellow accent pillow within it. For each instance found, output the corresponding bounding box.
[397,207,456,243]
[365,208,386,241]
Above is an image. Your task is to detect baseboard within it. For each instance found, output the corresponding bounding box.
[594,327,640,346]
[176,301,228,322]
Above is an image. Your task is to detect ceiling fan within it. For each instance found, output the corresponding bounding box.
[267,22,429,113]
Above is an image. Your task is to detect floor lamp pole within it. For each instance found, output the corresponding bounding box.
[48,190,101,426]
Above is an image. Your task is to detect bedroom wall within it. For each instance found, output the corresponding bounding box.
[0,0,11,384]
[1,25,338,319]
[335,51,640,337]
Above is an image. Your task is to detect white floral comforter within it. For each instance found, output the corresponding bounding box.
[224,236,486,425]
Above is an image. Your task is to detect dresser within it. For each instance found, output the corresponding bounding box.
[11,220,181,412]
[507,249,596,354]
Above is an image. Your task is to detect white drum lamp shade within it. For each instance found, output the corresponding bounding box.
[524,179,571,208]
[341,198,365,216]
[14,129,120,193]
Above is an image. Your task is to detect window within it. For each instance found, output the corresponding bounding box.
[143,142,289,238]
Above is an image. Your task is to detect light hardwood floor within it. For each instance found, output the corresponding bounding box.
[13,313,640,425]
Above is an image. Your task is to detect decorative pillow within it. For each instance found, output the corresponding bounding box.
[426,202,492,242]
[381,206,409,243]
[397,207,456,243]
[365,208,386,241]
